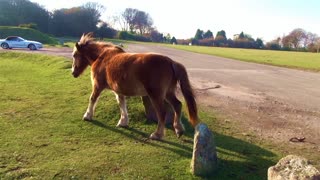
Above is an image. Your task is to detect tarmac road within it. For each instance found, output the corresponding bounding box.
[126,44,320,112]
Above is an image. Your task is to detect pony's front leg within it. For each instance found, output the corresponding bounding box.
[83,87,102,121]
[115,93,129,128]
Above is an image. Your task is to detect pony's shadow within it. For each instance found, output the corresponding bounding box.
[89,119,193,158]
[89,118,278,178]
[89,118,275,157]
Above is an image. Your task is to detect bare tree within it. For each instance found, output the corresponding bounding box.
[121,8,153,34]
[134,10,153,34]
[316,37,320,53]
[111,14,127,31]
[288,28,306,49]
[281,35,293,49]
[306,32,318,45]
[122,8,138,33]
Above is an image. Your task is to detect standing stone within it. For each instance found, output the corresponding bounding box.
[141,96,174,124]
[268,155,320,180]
[191,123,218,176]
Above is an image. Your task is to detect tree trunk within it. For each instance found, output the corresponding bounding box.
[141,96,173,124]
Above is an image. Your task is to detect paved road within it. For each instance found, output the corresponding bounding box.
[126,44,320,112]
[125,44,320,148]
[5,45,320,112]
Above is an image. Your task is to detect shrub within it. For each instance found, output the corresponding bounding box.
[19,23,38,30]
[117,31,151,42]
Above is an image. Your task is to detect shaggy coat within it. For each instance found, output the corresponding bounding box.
[72,33,199,140]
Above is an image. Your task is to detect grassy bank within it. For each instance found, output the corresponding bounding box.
[0,26,58,45]
[0,52,280,179]
[164,44,320,71]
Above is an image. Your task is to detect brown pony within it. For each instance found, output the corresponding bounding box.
[71,33,199,140]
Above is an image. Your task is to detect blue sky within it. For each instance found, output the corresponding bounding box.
[30,0,320,41]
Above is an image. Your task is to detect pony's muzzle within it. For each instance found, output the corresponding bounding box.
[72,71,79,78]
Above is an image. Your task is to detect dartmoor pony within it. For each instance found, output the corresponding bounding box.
[71,33,199,140]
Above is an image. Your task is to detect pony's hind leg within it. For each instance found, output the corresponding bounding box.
[114,93,129,128]
[166,93,185,137]
[83,87,102,121]
[148,96,167,140]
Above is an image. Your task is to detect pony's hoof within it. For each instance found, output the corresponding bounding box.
[149,132,163,140]
[116,124,129,128]
[116,119,129,128]
[83,117,92,121]
[83,113,92,121]
[175,130,184,138]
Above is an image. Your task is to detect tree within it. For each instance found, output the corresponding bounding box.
[122,8,138,33]
[232,32,256,48]
[95,21,117,39]
[306,32,318,45]
[149,29,163,42]
[265,37,281,50]
[239,31,245,39]
[281,35,292,49]
[199,38,214,46]
[164,33,171,43]
[133,10,153,35]
[194,29,204,40]
[203,30,213,39]
[121,8,153,34]
[305,32,318,51]
[0,0,50,32]
[216,30,227,39]
[170,36,177,44]
[215,30,227,47]
[255,38,264,49]
[315,37,320,53]
[288,28,306,49]
[49,2,104,37]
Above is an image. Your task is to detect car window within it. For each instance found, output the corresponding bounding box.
[7,37,14,41]
[17,37,25,41]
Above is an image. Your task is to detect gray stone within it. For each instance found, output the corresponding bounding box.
[141,96,174,124]
[268,155,320,180]
[191,123,218,176]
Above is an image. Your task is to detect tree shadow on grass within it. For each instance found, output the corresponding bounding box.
[89,119,277,179]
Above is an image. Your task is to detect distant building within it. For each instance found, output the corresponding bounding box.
[233,34,240,40]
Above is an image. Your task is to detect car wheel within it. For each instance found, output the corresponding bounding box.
[1,43,9,49]
[28,44,36,50]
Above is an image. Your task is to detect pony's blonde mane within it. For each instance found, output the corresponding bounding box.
[78,33,124,52]
[79,33,95,46]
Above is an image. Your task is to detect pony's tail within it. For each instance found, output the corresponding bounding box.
[173,62,199,127]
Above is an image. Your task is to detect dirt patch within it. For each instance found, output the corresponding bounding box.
[191,77,320,166]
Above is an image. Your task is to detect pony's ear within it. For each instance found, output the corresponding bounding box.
[75,42,81,51]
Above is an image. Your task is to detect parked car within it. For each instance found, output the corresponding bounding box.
[0,36,43,50]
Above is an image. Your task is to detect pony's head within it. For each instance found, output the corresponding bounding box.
[71,32,125,78]
[71,33,95,78]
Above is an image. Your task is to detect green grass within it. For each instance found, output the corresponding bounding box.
[164,44,320,71]
[0,26,58,45]
[0,52,280,179]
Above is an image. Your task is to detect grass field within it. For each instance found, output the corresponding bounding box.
[164,44,320,71]
[0,52,280,179]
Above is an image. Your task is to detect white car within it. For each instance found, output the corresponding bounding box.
[0,36,43,50]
